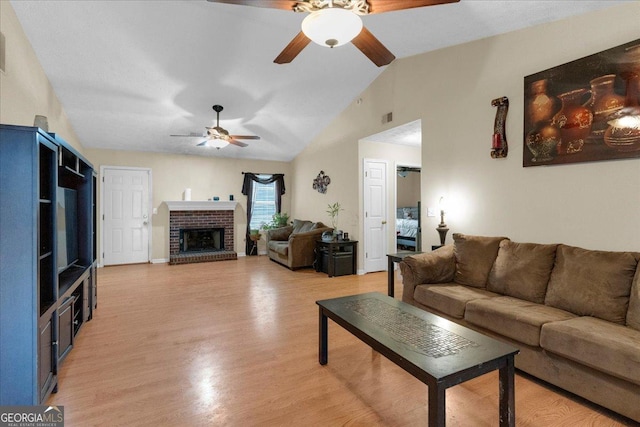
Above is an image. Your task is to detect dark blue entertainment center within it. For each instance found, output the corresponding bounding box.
[0,124,97,405]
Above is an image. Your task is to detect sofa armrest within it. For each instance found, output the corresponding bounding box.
[287,227,332,267]
[399,245,456,300]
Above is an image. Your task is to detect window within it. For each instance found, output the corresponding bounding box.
[249,177,276,230]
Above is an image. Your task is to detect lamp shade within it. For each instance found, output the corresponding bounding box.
[301,8,363,48]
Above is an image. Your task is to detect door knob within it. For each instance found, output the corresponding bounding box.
[382,220,387,225]
[143,220,148,225]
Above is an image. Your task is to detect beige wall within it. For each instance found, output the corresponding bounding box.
[397,170,421,208]
[293,2,640,256]
[85,149,291,262]
[0,1,83,152]
[5,0,639,269]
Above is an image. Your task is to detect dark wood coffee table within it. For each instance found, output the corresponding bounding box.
[317,292,519,426]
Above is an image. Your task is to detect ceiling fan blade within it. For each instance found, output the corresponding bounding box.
[170,132,205,137]
[351,27,395,67]
[368,0,460,14]
[228,139,249,148]
[274,31,311,64]
[230,135,261,140]
[206,0,297,11]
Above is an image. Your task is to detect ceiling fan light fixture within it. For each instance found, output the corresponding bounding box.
[201,138,229,149]
[301,8,363,48]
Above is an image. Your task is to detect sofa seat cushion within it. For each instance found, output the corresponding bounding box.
[465,296,576,347]
[545,244,638,324]
[413,283,499,319]
[453,234,507,288]
[540,317,640,386]
[268,240,289,256]
[487,241,558,304]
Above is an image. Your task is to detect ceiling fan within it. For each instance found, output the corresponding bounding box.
[171,105,260,149]
[206,0,459,67]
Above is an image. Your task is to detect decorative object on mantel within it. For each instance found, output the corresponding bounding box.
[313,170,331,194]
[523,39,640,167]
[184,188,192,201]
[491,96,509,159]
[436,196,449,246]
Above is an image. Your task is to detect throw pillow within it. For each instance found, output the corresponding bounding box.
[453,233,507,288]
[487,241,558,303]
[545,244,638,324]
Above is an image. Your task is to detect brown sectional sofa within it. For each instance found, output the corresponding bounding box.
[399,233,640,422]
[265,219,332,269]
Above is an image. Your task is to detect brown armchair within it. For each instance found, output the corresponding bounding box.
[265,219,332,269]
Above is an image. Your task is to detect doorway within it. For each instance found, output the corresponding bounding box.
[101,166,152,265]
[363,159,388,273]
[396,165,421,252]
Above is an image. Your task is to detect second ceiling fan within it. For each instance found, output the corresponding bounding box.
[206,0,460,67]
[171,105,260,149]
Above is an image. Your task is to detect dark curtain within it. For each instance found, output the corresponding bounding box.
[241,173,285,255]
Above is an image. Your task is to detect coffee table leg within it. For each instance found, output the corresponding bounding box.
[387,256,394,297]
[499,356,515,427]
[319,308,328,365]
[428,384,445,427]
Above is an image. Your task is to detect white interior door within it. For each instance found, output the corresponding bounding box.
[364,159,388,273]
[102,167,151,265]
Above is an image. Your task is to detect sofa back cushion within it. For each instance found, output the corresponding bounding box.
[487,241,558,303]
[453,234,506,288]
[545,244,638,324]
[292,219,315,234]
[626,260,640,331]
[268,225,293,241]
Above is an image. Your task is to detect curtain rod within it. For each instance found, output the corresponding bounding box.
[242,172,285,176]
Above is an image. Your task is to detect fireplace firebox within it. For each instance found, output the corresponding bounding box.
[179,228,224,253]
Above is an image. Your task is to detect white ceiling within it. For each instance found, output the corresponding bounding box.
[10,0,627,162]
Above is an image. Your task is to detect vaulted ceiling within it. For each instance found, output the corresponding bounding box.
[11,1,626,161]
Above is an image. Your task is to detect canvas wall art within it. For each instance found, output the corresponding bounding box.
[523,39,640,167]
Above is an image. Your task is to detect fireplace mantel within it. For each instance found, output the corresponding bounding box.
[165,201,238,211]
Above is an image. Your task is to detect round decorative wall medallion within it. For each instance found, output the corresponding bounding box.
[312,170,331,194]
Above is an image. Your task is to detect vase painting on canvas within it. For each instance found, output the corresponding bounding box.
[523,39,640,167]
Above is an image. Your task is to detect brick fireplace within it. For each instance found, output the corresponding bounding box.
[166,201,238,265]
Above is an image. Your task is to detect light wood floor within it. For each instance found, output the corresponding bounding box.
[49,257,634,426]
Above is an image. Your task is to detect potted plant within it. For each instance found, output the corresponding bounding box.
[261,212,290,230]
[326,202,343,238]
[249,229,262,241]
